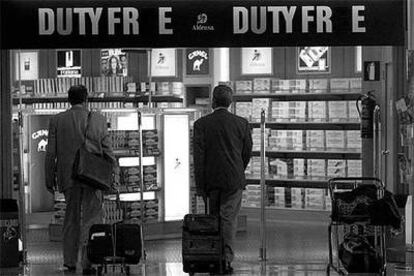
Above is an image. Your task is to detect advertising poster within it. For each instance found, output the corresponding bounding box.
[151,48,176,77]
[297,47,330,73]
[241,48,272,75]
[186,48,209,75]
[101,49,128,77]
[29,114,54,212]
[57,50,81,78]
[15,51,38,80]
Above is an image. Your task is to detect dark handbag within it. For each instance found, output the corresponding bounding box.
[73,112,113,191]
[339,233,382,273]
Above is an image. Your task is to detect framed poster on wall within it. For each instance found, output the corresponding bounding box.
[297,47,330,73]
[57,50,81,78]
[186,48,209,75]
[15,51,38,80]
[151,48,176,77]
[241,48,272,75]
[101,49,128,77]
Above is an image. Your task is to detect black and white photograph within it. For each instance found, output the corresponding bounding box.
[1,0,414,275]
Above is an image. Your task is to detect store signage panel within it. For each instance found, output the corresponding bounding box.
[186,48,209,75]
[15,51,38,80]
[0,0,405,49]
[241,48,273,75]
[101,49,128,77]
[297,47,330,73]
[57,50,81,78]
[151,49,176,77]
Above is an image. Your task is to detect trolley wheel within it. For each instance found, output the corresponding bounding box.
[125,265,130,275]
[96,266,103,276]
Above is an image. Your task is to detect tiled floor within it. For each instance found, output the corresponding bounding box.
[1,212,414,275]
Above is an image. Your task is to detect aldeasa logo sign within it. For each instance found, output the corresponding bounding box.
[32,129,48,152]
[192,13,215,31]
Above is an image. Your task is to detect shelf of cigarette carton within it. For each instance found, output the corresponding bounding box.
[233,92,360,102]
[113,149,140,157]
[246,177,354,189]
[249,122,360,130]
[12,95,183,105]
[251,150,361,160]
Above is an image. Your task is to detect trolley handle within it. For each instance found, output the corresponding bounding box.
[328,177,384,198]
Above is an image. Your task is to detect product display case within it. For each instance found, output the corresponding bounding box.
[230,76,363,212]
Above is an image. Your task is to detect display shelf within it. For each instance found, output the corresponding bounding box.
[251,150,361,160]
[233,92,361,102]
[246,177,356,189]
[12,95,183,105]
[249,122,360,130]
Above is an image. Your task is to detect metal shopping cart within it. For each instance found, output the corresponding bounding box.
[326,177,387,276]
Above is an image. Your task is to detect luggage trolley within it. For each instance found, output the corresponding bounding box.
[326,177,386,276]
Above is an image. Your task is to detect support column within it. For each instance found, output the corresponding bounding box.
[0,50,12,199]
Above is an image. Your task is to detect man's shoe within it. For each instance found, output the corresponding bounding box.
[82,267,97,275]
[63,264,76,273]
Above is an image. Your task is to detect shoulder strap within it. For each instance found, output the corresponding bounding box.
[84,111,92,143]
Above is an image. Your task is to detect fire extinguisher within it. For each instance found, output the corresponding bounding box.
[356,91,377,138]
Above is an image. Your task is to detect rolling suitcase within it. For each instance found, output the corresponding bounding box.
[87,224,114,264]
[182,197,223,275]
[114,223,141,264]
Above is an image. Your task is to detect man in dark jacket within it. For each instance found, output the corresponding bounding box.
[193,85,253,273]
[45,85,117,274]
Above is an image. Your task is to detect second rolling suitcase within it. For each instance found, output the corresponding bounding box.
[182,198,223,275]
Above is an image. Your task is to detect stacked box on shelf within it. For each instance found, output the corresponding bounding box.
[347,160,362,177]
[157,82,171,95]
[327,160,347,179]
[306,130,325,151]
[171,82,184,97]
[252,128,270,151]
[273,187,285,207]
[269,130,303,150]
[346,131,362,152]
[119,166,140,192]
[53,192,66,225]
[289,102,307,121]
[348,101,360,121]
[307,159,326,178]
[235,102,252,121]
[252,98,271,122]
[243,185,261,208]
[350,78,362,92]
[308,101,327,121]
[34,78,56,97]
[289,79,307,94]
[308,79,329,93]
[103,199,123,224]
[250,157,269,178]
[143,165,158,190]
[291,188,304,209]
[330,78,350,93]
[325,131,346,151]
[305,189,325,210]
[124,199,159,224]
[294,159,306,178]
[142,129,160,156]
[145,199,159,222]
[235,80,253,94]
[268,158,292,179]
[328,101,348,122]
[271,101,289,122]
[110,130,140,150]
[253,78,271,94]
